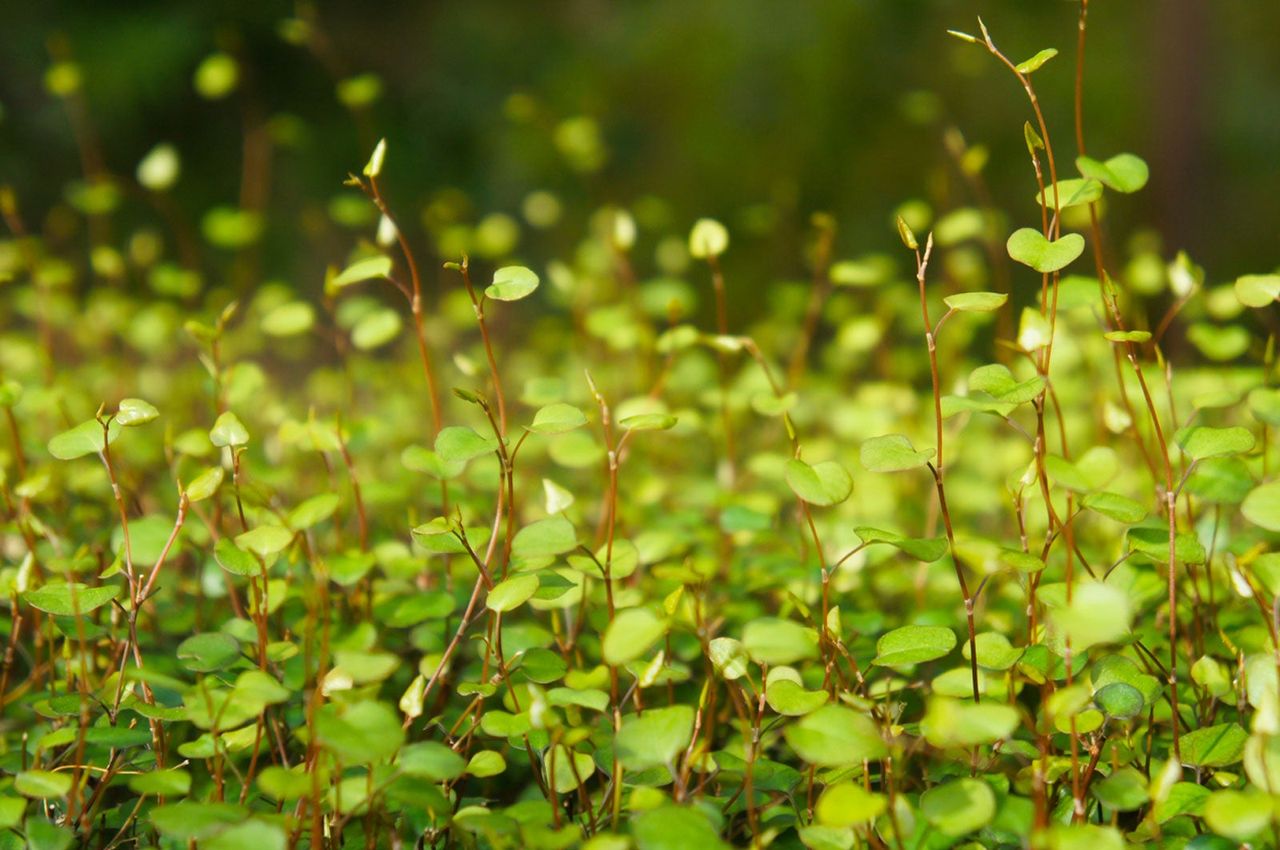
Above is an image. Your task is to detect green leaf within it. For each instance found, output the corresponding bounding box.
[1052,582,1132,650]
[1203,789,1272,841]
[193,53,238,99]
[896,215,918,250]
[485,266,540,301]
[943,291,1008,313]
[1175,425,1255,460]
[399,741,466,781]
[921,697,1019,747]
[1015,48,1058,74]
[1045,825,1126,850]
[764,669,829,716]
[214,538,260,576]
[1006,228,1085,273]
[351,308,402,350]
[1249,387,1280,426]
[1092,767,1149,811]
[209,411,249,447]
[128,769,192,796]
[920,778,996,836]
[783,704,886,766]
[873,625,956,667]
[784,458,853,506]
[434,426,498,463]
[688,218,729,258]
[602,607,668,666]
[969,364,1045,404]
[202,207,262,248]
[1000,549,1047,573]
[963,632,1024,671]
[1094,682,1144,720]
[401,445,464,479]
[117,398,159,426]
[235,525,294,558]
[529,403,587,434]
[619,413,678,431]
[511,516,577,558]
[860,434,934,472]
[816,783,886,827]
[1236,274,1280,308]
[185,466,225,502]
[48,418,120,460]
[708,637,750,680]
[1180,723,1248,768]
[314,700,405,764]
[743,617,819,666]
[14,770,72,799]
[1076,153,1150,193]
[256,767,313,802]
[206,821,286,850]
[1081,491,1147,524]
[150,802,246,841]
[410,519,466,554]
[1104,330,1151,343]
[486,573,540,613]
[616,705,694,770]
[177,632,241,672]
[544,744,595,793]
[633,805,729,850]
[261,302,316,337]
[288,493,340,529]
[1035,178,1103,210]
[331,255,392,289]
[1244,478,1280,532]
[23,582,120,616]
[854,527,947,562]
[363,138,386,178]
[466,750,506,777]
[1126,525,1206,564]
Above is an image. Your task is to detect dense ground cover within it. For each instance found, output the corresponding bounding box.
[2,6,1280,850]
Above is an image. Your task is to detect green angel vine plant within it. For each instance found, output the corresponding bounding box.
[3,4,1280,850]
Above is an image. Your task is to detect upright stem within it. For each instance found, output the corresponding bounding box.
[706,254,738,483]
[458,258,508,437]
[366,176,443,437]
[913,235,980,703]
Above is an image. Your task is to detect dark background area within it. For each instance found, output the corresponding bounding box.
[1,0,1277,306]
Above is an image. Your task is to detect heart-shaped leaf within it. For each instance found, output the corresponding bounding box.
[785,458,853,506]
[434,426,498,463]
[1006,228,1085,273]
[49,418,121,460]
[529,403,587,434]
[1175,425,1255,460]
[1076,153,1149,193]
[486,573,540,613]
[485,266,539,301]
[861,434,934,472]
[1236,274,1280,309]
[1243,481,1280,532]
[854,527,947,562]
[24,582,121,616]
[331,255,392,289]
[117,398,159,426]
[1035,178,1102,210]
[944,291,1008,313]
[873,625,956,667]
[783,704,886,766]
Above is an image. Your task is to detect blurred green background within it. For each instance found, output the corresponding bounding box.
[2,0,1277,312]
